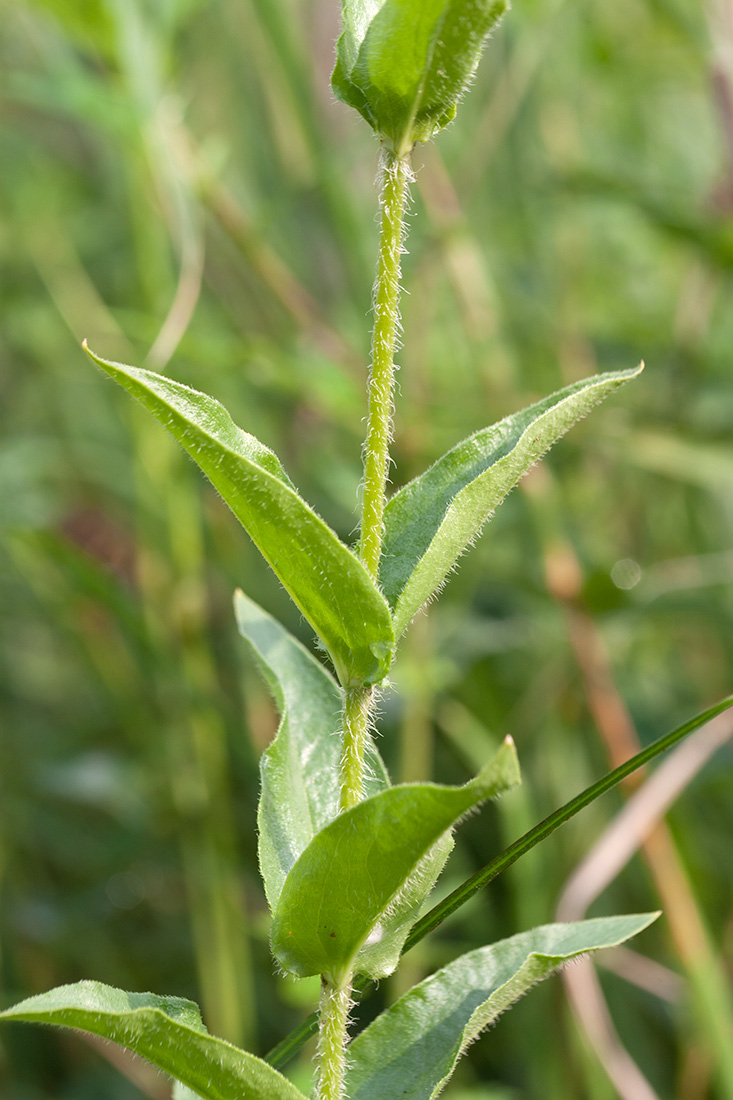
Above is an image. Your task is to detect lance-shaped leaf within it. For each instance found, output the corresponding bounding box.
[0,981,306,1100]
[332,0,507,154]
[270,738,520,982]
[85,345,394,687]
[347,913,659,1100]
[381,365,643,636]
[234,590,390,911]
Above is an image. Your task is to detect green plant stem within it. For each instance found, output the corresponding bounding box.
[321,148,411,1100]
[359,149,411,579]
[316,978,352,1100]
[340,685,373,810]
[263,694,733,1070]
[340,151,411,804]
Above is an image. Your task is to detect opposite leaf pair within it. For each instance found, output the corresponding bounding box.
[84,344,642,687]
[0,586,662,1099]
[0,911,658,1100]
[238,588,519,983]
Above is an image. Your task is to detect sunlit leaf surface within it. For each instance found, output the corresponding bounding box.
[381,366,643,636]
[271,738,520,980]
[347,913,659,1100]
[0,982,306,1100]
[86,346,395,687]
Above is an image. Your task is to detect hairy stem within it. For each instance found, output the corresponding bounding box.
[340,685,373,811]
[358,149,412,579]
[316,978,352,1100]
[322,147,411,1100]
[338,152,411,808]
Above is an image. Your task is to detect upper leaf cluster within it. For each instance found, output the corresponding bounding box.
[332,0,508,154]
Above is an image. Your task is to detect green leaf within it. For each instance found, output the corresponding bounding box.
[270,738,520,981]
[173,1085,204,1100]
[85,345,394,687]
[347,914,659,1100]
[264,695,733,1069]
[0,981,306,1100]
[381,365,643,636]
[332,0,507,154]
[358,829,455,979]
[234,590,390,911]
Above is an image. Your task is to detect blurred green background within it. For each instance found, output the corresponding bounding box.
[1,0,732,1097]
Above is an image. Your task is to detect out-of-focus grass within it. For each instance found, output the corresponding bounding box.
[1,0,732,1097]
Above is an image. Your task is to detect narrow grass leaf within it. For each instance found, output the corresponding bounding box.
[347,913,659,1100]
[234,590,390,911]
[85,345,394,687]
[270,738,520,981]
[403,694,733,952]
[0,981,306,1100]
[381,365,643,636]
[332,0,507,153]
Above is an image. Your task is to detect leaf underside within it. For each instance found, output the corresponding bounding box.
[380,365,643,636]
[347,913,660,1100]
[234,590,390,911]
[86,345,394,688]
[0,982,306,1100]
[270,738,520,981]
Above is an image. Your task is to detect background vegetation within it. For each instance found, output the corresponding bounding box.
[1,0,732,1097]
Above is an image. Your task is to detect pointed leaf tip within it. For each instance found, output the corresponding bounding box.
[477,737,520,793]
[381,366,643,635]
[347,913,659,1100]
[84,344,394,687]
[270,740,519,981]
